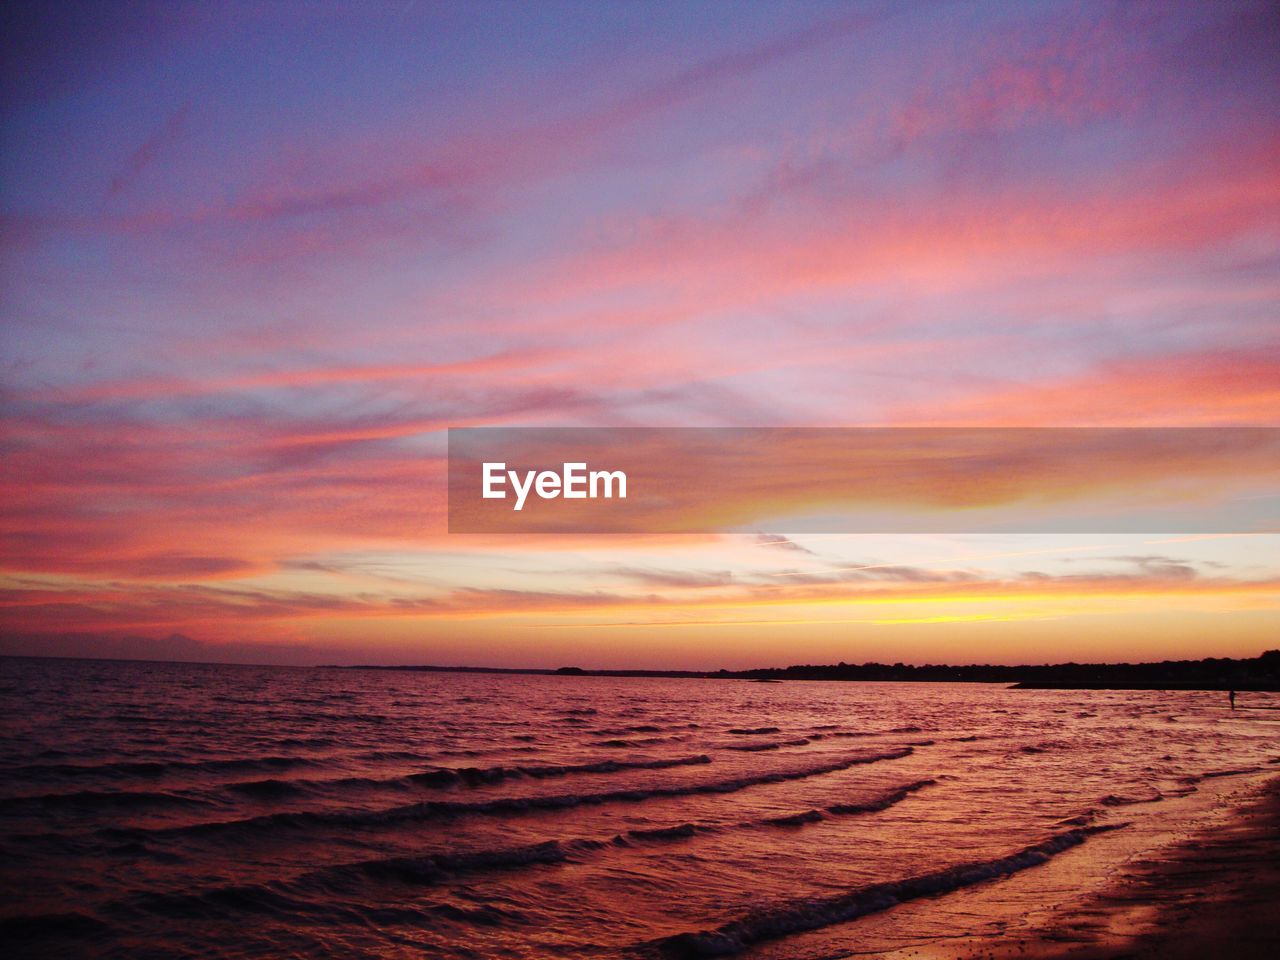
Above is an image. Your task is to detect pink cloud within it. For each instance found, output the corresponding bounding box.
[892,348,1280,427]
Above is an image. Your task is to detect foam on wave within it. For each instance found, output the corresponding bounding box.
[651,823,1127,957]
[100,748,915,843]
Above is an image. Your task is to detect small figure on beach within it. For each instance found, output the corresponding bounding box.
[1229,690,1236,710]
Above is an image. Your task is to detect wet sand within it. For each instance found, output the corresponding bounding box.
[918,774,1280,960]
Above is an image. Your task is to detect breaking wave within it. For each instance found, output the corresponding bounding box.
[650,824,1127,957]
[100,748,916,843]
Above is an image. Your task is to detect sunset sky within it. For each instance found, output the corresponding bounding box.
[2,0,1277,667]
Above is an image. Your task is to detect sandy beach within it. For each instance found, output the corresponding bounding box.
[911,773,1280,960]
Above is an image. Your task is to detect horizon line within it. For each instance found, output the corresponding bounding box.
[3,649,1275,675]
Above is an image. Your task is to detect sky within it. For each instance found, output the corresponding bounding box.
[1,0,1277,668]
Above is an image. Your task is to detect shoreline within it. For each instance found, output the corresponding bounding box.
[913,774,1280,960]
[4,653,1278,691]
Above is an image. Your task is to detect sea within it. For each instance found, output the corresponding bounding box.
[1,657,1276,959]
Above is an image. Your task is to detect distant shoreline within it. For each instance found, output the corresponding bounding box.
[325,651,1280,691]
[4,651,1277,691]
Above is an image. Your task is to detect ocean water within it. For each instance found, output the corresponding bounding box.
[0,658,1276,959]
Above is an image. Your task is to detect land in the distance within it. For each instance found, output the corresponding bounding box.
[331,650,1280,691]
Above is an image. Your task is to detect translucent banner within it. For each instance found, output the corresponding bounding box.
[447,428,1280,534]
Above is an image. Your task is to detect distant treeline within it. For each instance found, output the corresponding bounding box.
[334,651,1280,690]
[736,650,1280,690]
